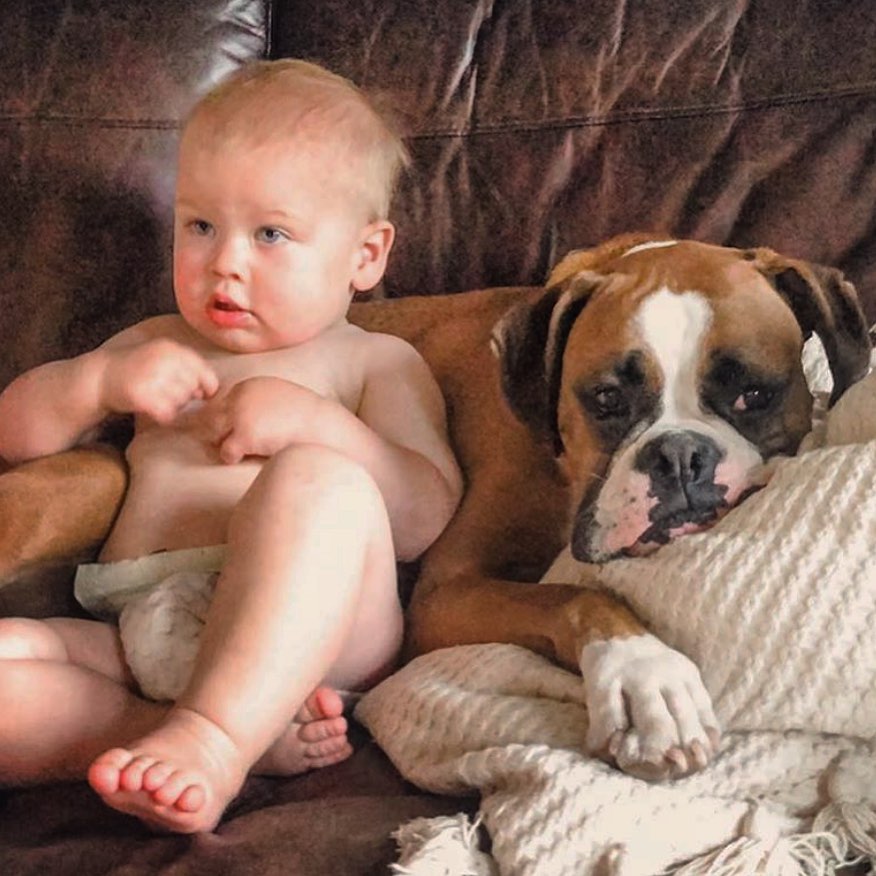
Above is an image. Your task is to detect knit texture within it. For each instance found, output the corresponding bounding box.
[356,355,876,875]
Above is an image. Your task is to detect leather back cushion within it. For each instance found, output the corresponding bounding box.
[2,0,875,390]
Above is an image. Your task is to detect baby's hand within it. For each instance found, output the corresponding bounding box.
[100,339,219,423]
[193,376,326,464]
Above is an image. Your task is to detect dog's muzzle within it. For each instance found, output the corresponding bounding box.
[633,430,728,545]
[570,428,737,563]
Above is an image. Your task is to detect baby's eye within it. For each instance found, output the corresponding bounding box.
[188,219,213,237]
[256,226,288,245]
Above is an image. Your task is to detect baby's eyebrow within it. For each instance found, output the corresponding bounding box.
[263,208,303,224]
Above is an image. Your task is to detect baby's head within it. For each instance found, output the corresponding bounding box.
[173,60,408,353]
[184,60,408,222]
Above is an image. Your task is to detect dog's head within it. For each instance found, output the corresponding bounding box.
[492,235,871,562]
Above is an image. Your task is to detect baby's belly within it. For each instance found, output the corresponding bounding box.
[100,434,264,561]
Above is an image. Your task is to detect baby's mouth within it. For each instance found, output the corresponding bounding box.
[207,294,251,326]
[211,295,244,312]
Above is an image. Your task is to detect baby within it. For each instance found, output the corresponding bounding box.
[0,59,463,833]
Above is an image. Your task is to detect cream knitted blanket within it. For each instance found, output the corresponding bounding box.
[355,349,876,876]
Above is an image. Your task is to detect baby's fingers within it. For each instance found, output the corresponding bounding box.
[148,381,201,423]
[185,396,228,443]
[217,431,246,465]
[193,360,220,400]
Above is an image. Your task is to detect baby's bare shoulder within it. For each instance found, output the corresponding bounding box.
[354,328,423,371]
[355,330,442,413]
[101,314,190,349]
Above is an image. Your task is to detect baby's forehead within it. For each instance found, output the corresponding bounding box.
[183,114,360,177]
[187,82,370,142]
[180,98,386,219]
[177,130,373,220]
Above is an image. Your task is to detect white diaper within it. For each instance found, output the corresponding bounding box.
[75,546,227,701]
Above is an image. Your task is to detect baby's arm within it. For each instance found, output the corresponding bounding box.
[353,336,463,560]
[196,336,462,560]
[0,323,218,464]
[0,350,110,463]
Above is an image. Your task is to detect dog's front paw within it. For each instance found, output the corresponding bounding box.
[579,633,720,780]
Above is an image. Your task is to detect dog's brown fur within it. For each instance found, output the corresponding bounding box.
[0,445,127,582]
[0,235,870,685]
[350,234,871,671]
[348,283,649,666]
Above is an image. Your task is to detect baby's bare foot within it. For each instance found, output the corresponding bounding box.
[87,706,246,833]
[255,686,354,775]
[87,688,353,832]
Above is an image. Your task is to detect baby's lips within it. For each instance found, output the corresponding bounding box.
[209,292,244,311]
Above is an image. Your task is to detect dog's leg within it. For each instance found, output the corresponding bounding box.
[410,494,720,780]
[410,566,719,780]
[0,445,127,581]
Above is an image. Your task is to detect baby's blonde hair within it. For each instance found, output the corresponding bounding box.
[183,59,409,220]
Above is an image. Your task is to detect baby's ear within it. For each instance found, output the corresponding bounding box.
[352,220,395,292]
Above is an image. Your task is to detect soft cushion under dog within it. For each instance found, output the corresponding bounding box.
[353,347,876,875]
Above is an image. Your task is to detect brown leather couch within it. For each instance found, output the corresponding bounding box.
[1,2,875,873]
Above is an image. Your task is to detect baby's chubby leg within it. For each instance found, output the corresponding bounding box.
[0,616,131,683]
[0,616,348,788]
[89,444,402,832]
[0,649,352,787]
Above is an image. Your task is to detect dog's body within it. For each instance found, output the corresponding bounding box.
[2,235,870,779]
[350,235,871,778]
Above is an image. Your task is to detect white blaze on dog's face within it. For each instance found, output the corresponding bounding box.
[554,241,817,562]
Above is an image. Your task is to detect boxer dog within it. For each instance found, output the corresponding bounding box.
[1,235,869,779]
[350,234,871,779]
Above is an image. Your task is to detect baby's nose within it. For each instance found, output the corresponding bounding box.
[210,237,247,279]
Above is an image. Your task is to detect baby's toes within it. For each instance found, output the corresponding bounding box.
[305,738,353,769]
[141,760,176,793]
[174,781,208,814]
[295,686,345,722]
[88,748,134,794]
[298,715,347,743]
[119,754,161,792]
[150,768,204,811]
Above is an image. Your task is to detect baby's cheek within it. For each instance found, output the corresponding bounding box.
[172,253,198,295]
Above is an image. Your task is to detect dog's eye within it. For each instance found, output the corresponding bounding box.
[732,386,774,413]
[592,386,628,418]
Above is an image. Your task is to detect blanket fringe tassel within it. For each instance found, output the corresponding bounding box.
[388,802,876,876]
[673,802,875,876]
[812,801,876,861]
[391,814,498,876]
[673,833,853,876]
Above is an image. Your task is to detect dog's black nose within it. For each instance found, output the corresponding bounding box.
[635,430,724,508]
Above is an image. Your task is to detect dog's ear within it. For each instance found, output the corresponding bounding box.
[491,271,603,453]
[747,248,871,405]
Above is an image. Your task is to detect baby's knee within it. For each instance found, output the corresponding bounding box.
[263,445,383,510]
[0,617,67,661]
[231,446,390,551]
[0,658,34,713]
